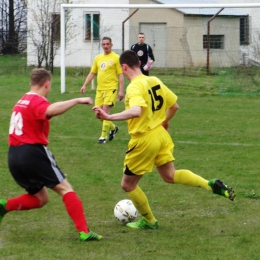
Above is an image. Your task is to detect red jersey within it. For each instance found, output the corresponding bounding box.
[8,92,51,146]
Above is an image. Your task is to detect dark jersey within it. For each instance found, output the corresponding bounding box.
[131,43,155,66]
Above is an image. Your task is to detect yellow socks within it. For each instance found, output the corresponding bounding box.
[174,169,212,191]
[127,185,156,224]
[101,120,116,139]
[100,120,111,139]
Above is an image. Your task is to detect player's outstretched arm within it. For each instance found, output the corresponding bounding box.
[93,105,141,121]
[46,97,93,118]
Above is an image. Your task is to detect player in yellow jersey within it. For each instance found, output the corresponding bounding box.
[81,37,124,144]
[93,50,235,230]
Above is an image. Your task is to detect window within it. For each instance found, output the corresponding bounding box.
[240,16,249,45]
[52,13,60,42]
[203,35,224,49]
[84,13,100,41]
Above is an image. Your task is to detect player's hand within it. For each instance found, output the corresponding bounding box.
[118,91,124,101]
[92,106,109,120]
[143,63,151,71]
[143,64,149,71]
[161,121,169,131]
[80,85,86,94]
[78,97,93,105]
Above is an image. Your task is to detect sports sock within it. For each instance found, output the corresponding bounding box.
[62,191,89,233]
[100,120,110,139]
[6,194,41,211]
[174,169,212,191]
[127,185,156,224]
[109,121,116,131]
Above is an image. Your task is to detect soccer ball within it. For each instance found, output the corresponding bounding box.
[114,199,138,223]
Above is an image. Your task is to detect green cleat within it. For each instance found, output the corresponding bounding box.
[126,217,158,229]
[0,199,7,226]
[79,231,103,241]
[208,179,236,201]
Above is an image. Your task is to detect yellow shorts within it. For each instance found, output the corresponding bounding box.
[123,125,175,175]
[95,89,118,107]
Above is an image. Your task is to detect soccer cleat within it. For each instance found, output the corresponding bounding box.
[108,126,119,141]
[126,217,158,230]
[97,138,106,144]
[208,179,236,201]
[0,199,7,226]
[79,231,103,241]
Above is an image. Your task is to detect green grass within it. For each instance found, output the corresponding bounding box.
[1,56,260,259]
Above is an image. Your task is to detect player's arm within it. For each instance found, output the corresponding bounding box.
[80,72,96,94]
[148,45,155,62]
[46,97,93,118]
[118,73,124,101]
[161,103,179,131]
[143,45,155,71]
[93,105,141,121]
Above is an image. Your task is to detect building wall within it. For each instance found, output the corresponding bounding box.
[184,16,240,67]
[26,0,245,68]
[129,0,185,67]
[27,0,129,67]
[216,0,260,65]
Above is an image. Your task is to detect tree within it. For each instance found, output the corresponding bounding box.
[27,0,79,71]
[0,0,27,54]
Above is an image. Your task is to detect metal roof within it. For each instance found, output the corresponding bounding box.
[156,0,247,16]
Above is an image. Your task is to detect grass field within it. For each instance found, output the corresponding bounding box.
[0,55,260,260]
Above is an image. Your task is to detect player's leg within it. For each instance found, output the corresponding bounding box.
[95,91,107,143]
[157,162,235,200]
[103,89,119,142]
[1,145,51,226]
[100,105,112,141]
[0,188,46,226]
[122,174,158,229]
[155,132,235,201]
[52,179,102,241]
[122,134,159,229]
[157,162,211,189]
[41,145,102,241]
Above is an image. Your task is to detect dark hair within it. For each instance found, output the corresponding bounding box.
[102,36,112,43]
[30,68,51,86]
[120,50,140,68]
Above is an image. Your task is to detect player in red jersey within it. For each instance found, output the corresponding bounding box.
[0,68,102,242]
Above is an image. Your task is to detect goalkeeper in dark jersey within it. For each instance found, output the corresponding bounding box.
[131,33,155,76]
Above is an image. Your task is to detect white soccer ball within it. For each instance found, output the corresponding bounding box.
[114,199,138,223]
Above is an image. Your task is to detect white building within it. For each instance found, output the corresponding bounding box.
[26,0,260,68]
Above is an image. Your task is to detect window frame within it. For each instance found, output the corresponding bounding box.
[240,16,249,46]
[84,12,100,41]
[51,13,60,42]
[203,35,224,49]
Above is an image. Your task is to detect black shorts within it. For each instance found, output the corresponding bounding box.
[8,144,66,195]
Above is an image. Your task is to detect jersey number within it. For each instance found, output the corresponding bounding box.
[9,111,23,136]
[148,85,164,112]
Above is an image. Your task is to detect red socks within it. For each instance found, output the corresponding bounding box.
[6,194,41,211]
[62,191,89,233]
[6,191,89,234]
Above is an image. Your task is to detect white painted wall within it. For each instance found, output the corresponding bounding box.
[27,0,130,67]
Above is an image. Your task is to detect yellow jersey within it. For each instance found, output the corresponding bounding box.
[125,74,177,136]
[91,51,123,90]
